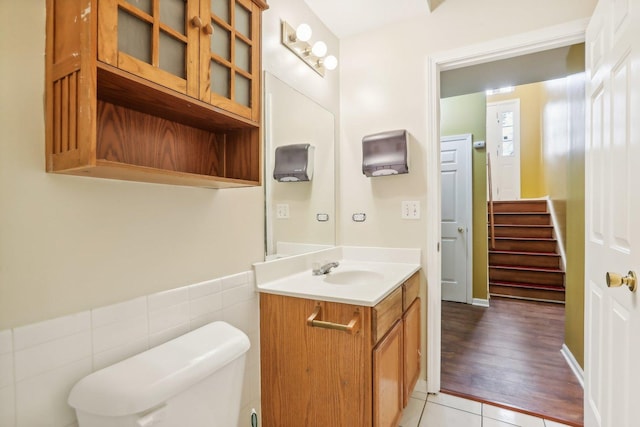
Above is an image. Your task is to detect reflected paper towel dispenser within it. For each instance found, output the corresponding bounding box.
[273,144,315,182]
[362,129,409,177]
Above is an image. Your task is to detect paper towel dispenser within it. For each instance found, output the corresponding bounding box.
[362,129,409,177]
[273,144,315,182]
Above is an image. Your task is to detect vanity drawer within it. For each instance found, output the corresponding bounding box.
[402,272,420,311]
[372,287,403,343]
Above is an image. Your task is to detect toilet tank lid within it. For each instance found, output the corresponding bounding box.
[68,321,250,417]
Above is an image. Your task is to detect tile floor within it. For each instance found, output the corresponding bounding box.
[400,388,573,427]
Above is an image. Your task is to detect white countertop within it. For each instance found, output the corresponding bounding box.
[256,259,420,306]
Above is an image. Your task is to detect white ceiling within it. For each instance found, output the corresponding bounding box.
[303,0,431,39]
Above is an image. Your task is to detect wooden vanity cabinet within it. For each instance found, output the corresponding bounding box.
[45,0,267,188]
[260,272,421,427]
[373,319,403,427]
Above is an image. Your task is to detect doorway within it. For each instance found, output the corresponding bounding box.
[438,75,585,423]
[425,18,587,412]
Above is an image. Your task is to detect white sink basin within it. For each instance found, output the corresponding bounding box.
[323,270,384,285]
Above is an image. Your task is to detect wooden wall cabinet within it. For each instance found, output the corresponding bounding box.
[45,0,267,188]
[260,272,421,427]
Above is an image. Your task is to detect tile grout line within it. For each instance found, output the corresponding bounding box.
[416,397,427,427]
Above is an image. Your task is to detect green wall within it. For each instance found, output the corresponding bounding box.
[440,92,488,301]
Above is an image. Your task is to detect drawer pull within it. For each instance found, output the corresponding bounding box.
[307,306,361,334]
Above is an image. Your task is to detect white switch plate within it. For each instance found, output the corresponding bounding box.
[276,204,290,219]
[401,201,420,219]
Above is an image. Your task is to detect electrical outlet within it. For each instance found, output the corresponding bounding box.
[401,201,420,219]
[276,204,290,219]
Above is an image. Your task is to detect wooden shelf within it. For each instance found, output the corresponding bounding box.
[97,63,258,132]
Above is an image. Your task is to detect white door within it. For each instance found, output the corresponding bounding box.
[440,134,473,303]
[487,100,521,201]
[585,0,640,426]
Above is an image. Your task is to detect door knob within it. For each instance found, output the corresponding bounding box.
[606,271,637,292]
[457,226,464,232]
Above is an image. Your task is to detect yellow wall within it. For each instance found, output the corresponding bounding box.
[487,83,546,198]
[542,75,586,367]
[564,73,585,368]
[440,93,488,301]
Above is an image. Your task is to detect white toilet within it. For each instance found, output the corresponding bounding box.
[68,321,250,427]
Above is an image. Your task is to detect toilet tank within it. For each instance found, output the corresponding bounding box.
[68,321,250,427]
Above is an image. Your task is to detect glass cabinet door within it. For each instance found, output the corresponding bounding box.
[201,0,260,121]
[98,0,198,96]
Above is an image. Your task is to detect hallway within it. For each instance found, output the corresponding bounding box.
[440,298,583,426]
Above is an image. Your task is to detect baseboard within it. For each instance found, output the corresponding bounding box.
[472,298,490,307]
[561,343,584,388]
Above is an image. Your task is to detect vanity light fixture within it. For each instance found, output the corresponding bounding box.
[281,20,338,77]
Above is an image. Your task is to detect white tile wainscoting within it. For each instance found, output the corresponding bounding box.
[0,272,260,427]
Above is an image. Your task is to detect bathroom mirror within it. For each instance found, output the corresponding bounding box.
[264,72,336,259]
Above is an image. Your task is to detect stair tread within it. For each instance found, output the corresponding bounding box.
[490,281,565,291]
[492,212,550,215]
[491,224,553,228]
[490,249,559,255]
[490,265,564,273]
[489,250,560,257]
[491,237,556,242]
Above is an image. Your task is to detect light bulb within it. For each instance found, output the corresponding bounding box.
[323,55,338,70]
[311,41,327,57]
[295,23,312,42]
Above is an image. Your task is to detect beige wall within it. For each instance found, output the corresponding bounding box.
[0,0,340,330]
[339,0,595,376]
[487,83,546,198]
[440,93,489,301]
[339,0,596,257]
[0,1,264,329]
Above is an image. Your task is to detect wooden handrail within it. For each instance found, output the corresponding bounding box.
[487,153,496,250]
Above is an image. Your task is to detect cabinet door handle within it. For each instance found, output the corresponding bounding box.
[190,16,203,28]
[307,306,361,334]
[203,23,214,35]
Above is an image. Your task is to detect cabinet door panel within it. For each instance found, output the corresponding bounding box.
[98,0,196,95]
[202,0,260,120]
[403,298,421,406]
[373,320,403,427]
[260,294,373,427]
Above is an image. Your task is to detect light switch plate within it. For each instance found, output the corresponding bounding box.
[401,201,420,219]
[276,204,290,219]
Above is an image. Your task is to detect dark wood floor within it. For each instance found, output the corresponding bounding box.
[441,297,584,426]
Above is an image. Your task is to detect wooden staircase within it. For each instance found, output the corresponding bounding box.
[488,200,565,302]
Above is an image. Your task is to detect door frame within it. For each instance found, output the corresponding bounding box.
[440,134,473,304]
[425,19,589,394]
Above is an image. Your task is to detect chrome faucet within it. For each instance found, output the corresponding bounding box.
[312,261,340,275]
